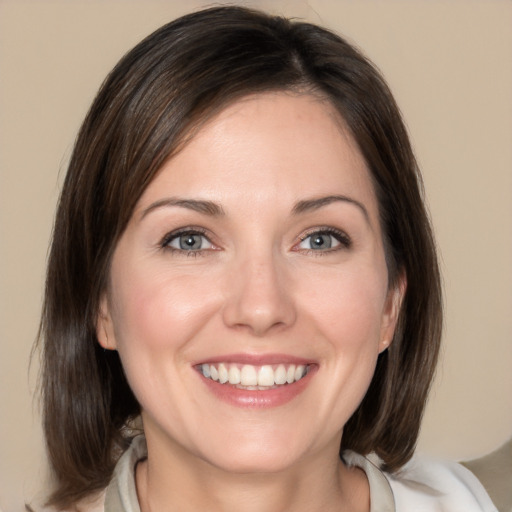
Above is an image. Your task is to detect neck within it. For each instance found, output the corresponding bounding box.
[136,434,369,512]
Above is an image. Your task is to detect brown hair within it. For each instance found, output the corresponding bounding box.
[38,6,442,508]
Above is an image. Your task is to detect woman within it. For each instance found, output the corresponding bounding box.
[37,6,497,511]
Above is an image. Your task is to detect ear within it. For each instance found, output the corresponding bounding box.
[96,294,117,350]
[379,271,407,353]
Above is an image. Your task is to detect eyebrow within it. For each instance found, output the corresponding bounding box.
[292,195,370,223]
[140,198,225,220]
[140,194,369,223]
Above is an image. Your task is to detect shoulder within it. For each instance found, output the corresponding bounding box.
[462,439,512,512]
[29,436,145,512]
[386,454,498,512]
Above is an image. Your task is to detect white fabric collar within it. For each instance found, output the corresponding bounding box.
[104,436,497,512]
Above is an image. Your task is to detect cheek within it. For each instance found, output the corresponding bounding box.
[106,264,224,419]
[301,263,388,345]
[286,262,389,437]
[109,265,221,356]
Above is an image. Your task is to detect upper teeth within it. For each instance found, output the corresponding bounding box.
[200,363,308,388]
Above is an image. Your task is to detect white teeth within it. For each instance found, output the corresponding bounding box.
[201,363,211,379]
[240,365,258,386]
[228,365,241,385]
[218,363,229,384]
[257,365,274,387]
[286,366,295,384]
[200,362,309,388]
[274,364,287,385]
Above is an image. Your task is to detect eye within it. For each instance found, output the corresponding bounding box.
[163,230,214,252]
[297,229,351,252]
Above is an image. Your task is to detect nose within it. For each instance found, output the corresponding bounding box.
[222,252,296,336]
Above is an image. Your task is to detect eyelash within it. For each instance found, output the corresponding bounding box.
[159,226,352,256]
[159,227,214,257]
[297,227,352,254]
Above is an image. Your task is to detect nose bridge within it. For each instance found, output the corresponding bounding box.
[223,245,296,335]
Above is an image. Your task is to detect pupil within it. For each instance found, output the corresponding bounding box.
[180,234,201,250]
[312,234,331,249]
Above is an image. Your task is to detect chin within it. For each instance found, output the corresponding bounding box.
[194,429,312,475]
[206,449,299,475]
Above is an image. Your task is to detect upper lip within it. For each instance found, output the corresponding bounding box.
[192,353,315,366]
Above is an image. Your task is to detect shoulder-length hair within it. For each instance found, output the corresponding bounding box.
[39,6,442,508]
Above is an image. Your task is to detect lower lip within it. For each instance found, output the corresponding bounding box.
[198,366,317,408]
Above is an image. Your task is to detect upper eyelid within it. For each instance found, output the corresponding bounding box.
[295,228,352,251]
[158,225,351,249]
[160,227,213,246]
[298,227,351,241]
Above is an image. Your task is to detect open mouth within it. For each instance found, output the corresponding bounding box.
[197,363,311,390]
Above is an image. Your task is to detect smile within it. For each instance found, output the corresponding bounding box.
[198,363,310,389]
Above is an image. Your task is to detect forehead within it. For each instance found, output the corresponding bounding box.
[134,92,378,221]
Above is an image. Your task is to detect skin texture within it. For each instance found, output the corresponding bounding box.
[98,92,404,512]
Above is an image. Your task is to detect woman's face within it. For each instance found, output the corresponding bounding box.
[99,92,402,473]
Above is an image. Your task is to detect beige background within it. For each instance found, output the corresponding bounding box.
[1,1,511,510]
